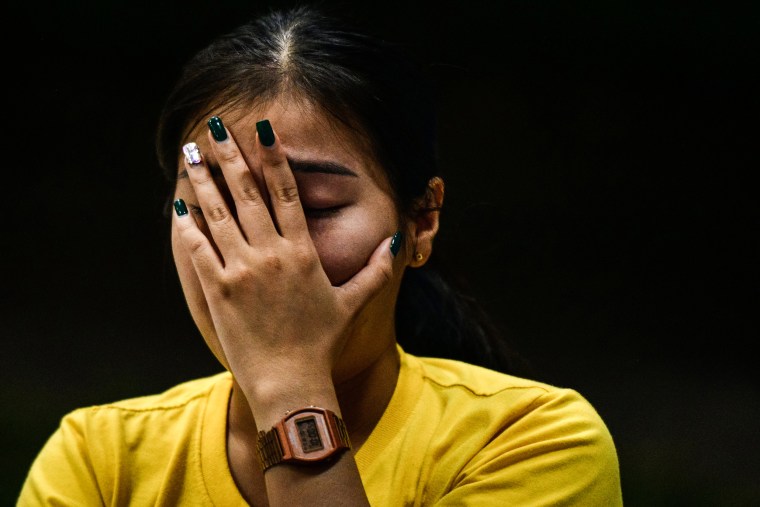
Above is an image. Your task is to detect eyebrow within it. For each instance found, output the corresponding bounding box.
[176,158,359,180]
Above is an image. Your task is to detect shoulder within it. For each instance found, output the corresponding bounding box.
[410,352,593,416]
[408,350,618,455]
[61,371,231,435]
[397,351,623,505]
[90,371,231,412]
[402,351,615,448]
[19,372,233,505]
[413,353,552,395]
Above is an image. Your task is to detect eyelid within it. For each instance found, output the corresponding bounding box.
[303,205,344,218]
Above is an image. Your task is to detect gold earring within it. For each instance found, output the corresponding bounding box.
[414,252,424,262]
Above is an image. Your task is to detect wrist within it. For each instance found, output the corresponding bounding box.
[241,373,340,430]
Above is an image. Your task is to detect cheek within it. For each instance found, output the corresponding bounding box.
[310,207,397,285]
[171,227,198,298]
[171,226,229,367]
[171,228,208,324]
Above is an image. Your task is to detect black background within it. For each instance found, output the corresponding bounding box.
[3,1,758,505]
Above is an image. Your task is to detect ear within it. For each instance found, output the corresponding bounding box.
[406,176,444,268]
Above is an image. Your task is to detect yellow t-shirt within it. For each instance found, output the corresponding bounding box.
[19,347,622,505]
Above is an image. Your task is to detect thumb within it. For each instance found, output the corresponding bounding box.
[338,232,401,314]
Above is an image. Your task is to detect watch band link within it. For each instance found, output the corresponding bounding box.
[257,425,286,471]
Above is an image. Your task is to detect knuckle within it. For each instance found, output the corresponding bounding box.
[274,184,300,204]
[377,263,393,285]
[216,146,240,165]
[237,183,264,206]
[190,171,214,186]
[187,236,208,255]
[206,203,232,224]
[293,245,316,270]
[262,253,284,272]
[215,280,233,299]
[221,266,253,287]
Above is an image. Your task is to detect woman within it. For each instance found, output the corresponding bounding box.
[19,5,622,506]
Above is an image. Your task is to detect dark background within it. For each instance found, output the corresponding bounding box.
[3,1,757,505]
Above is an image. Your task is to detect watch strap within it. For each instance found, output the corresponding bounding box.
[257,425,286,471]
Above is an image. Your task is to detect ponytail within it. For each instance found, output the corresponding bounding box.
[395,256,533,377]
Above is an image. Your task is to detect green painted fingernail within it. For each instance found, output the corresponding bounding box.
[256,119,275,147]
[208,116,228,142]
[174,198,188,216]
[390,231,403,257]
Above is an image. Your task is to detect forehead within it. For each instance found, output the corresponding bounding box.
[181,95,388,185]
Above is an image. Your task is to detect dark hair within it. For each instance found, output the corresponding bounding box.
[156,5,530,376]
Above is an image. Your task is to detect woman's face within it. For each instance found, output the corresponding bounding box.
[171,96,409,374]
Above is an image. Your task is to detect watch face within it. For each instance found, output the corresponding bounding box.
[280,408,347,463]
[295,416,324,453]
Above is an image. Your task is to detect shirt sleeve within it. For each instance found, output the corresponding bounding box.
[435,388,623,506]
[17,410,105,506]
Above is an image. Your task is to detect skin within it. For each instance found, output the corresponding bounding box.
[171,94,443,506]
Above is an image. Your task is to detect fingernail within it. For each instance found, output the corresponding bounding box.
[174,198,188,216]
[256,119,275,147]
[182,142,202,165]
[207,116,228,142]
[390,231,403,257]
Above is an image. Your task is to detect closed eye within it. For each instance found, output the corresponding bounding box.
[303,205,344,219]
